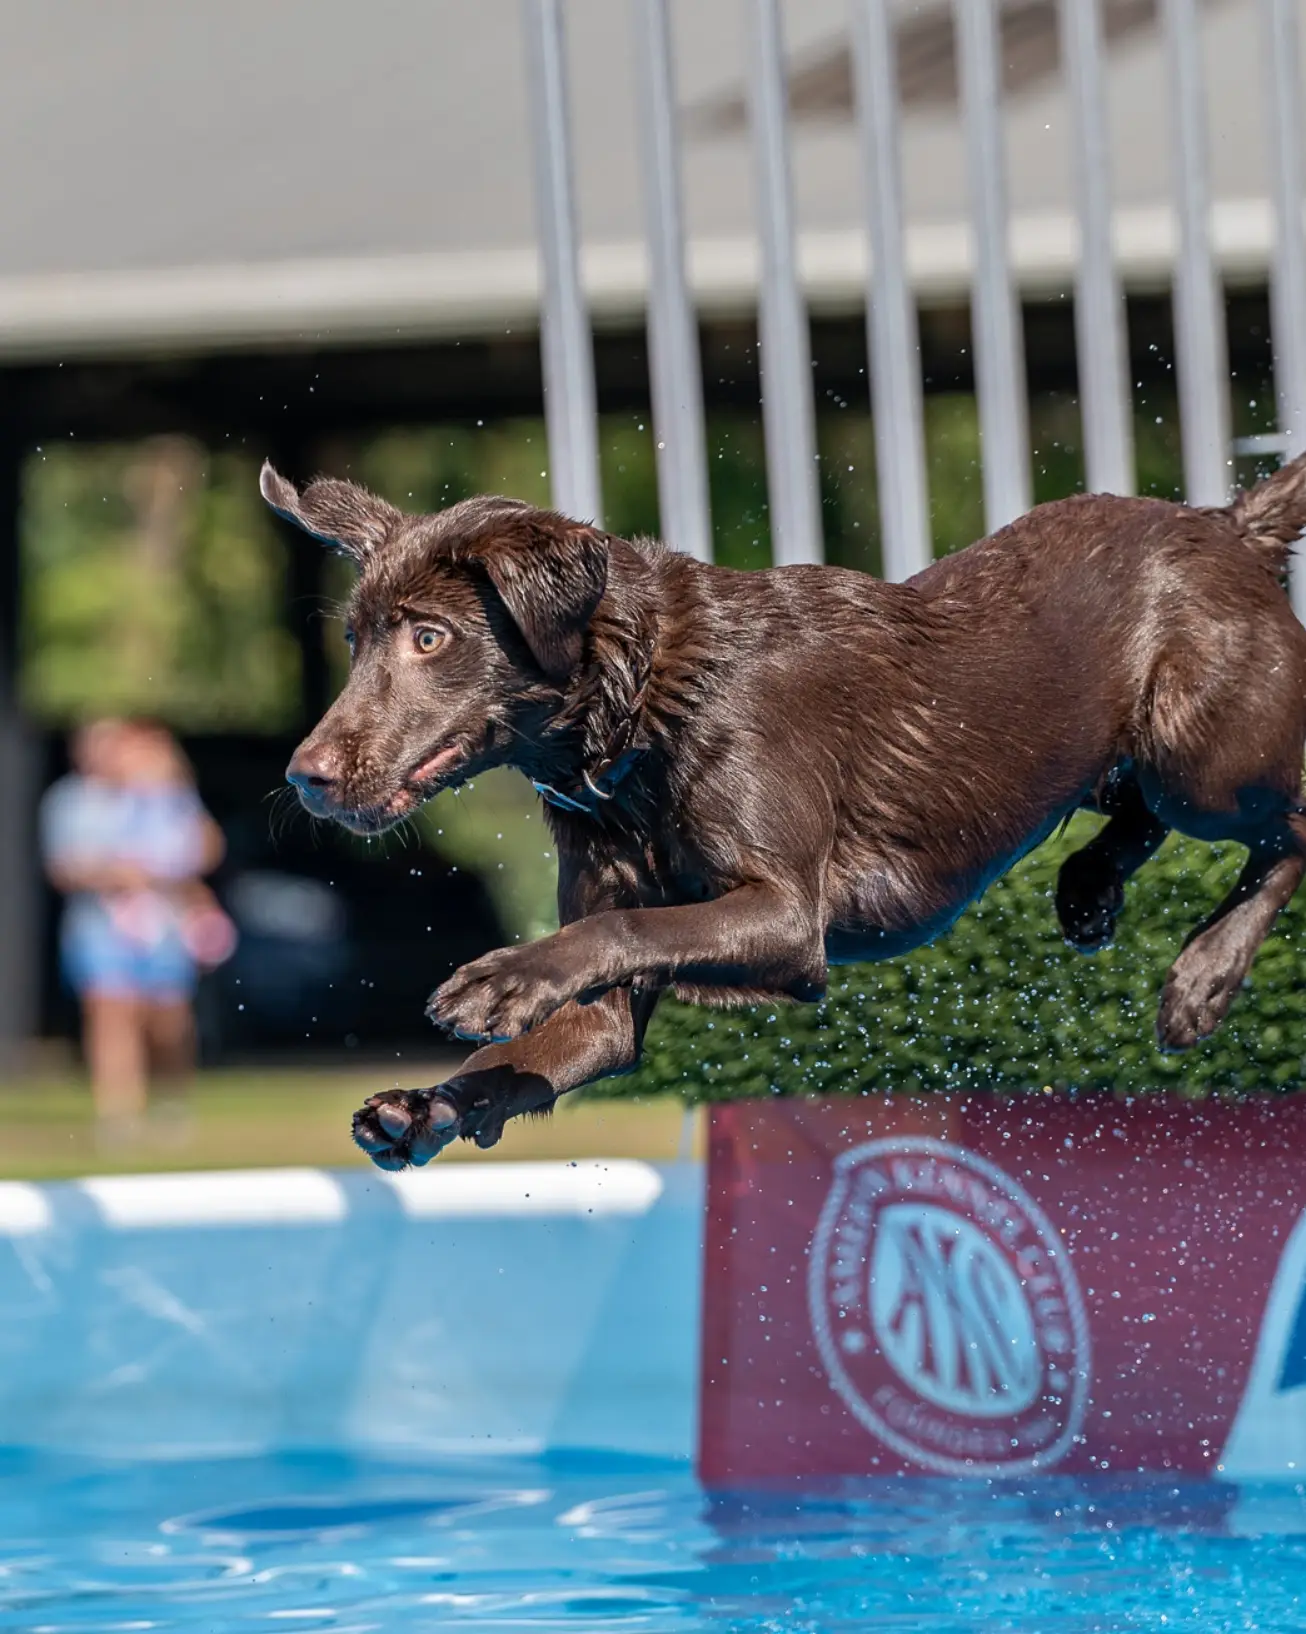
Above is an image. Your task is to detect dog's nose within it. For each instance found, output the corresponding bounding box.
[286,745,340,805]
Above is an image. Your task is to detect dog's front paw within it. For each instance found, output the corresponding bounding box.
[352,1087,462,1169]
[426,944,576,1043]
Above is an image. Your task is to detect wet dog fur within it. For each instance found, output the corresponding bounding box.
[264,456,1306,1167]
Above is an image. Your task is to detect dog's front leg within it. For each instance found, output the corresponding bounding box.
[351,984,657,1168]
[430,881,826,1043]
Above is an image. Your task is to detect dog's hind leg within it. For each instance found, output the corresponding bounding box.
[1156,820,1306,1051]
[1127,582,1306,1044]
[1056,779,1169,951]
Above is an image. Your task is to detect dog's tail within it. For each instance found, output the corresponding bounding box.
[1226,450,1306,572]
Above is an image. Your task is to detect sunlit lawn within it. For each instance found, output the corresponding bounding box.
[0,1060,702,1181]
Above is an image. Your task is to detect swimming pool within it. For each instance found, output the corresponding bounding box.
[5,1157,1306,1629]
[5,1450,1306,1630]
[0,1163,702,1459]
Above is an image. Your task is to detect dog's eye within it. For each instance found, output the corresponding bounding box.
[343,628,356,654]
[413,625,448,656]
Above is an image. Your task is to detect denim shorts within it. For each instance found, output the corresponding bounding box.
[61,904,196,1002]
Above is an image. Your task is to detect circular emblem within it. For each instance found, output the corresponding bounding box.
[808,1137,1090,1475]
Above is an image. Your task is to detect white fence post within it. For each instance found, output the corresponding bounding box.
[521,0,604,525]
[954,0,1032,533]
[747,0,824,566]
[1260,0,1306,621]
[1060,0,1135,496]
[631,0,714,562]
[850,0,932,580]
[1161,0,1232,506]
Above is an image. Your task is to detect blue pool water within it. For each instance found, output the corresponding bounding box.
[3,1452,1306,1632]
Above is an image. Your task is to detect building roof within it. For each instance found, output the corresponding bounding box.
[0,0,1283,357]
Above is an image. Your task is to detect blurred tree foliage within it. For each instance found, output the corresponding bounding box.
[22,439,298,731]
[20,391,1191,745]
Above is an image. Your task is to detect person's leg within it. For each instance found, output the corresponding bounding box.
[143,995,198,1148]
[80,990,148,1127]
[141,940,199,1144]
[63,913,151,1138]
[145,995,196,1086]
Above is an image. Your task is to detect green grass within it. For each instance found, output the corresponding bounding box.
[0,1063,700,1181]
[615,815,1306,1103]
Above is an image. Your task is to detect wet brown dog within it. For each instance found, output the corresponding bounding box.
[264,456,1306,1169]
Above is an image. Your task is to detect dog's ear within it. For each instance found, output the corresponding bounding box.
[461,514,609,682]
[259,461,400,562]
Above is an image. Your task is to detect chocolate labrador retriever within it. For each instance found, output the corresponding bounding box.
[265,456,1306,1168]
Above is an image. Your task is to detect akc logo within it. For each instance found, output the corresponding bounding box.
[808,1137,1091,1475]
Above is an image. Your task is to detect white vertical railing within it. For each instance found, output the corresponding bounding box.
[1162,0,1232,507]
[746,0,823,567]
[631,0,713,562]
[1060,0,1135,496]
[954,0,1032,532]
[850,0,931,580]
[1263,0,1306,461]
[1261,0,1306,620]
[521,0,604,526]
[517,1,1299,577]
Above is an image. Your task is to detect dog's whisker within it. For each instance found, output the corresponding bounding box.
[264,784,307,845]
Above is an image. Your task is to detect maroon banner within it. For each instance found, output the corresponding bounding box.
[700,1094,1306,1484]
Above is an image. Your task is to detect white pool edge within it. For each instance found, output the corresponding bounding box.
[0,1159,671,1233]
[0,1160,704,1464]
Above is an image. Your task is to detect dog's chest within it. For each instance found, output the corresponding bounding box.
[613,819,717,907]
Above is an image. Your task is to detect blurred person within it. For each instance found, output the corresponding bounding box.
[41,719,234,1144]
